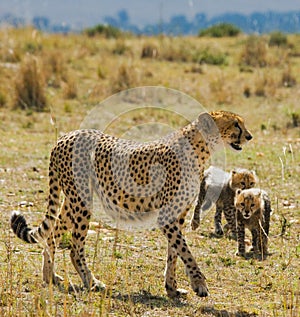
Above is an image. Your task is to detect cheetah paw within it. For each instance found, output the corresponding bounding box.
[214,226,224,236]
[235,251,246,258]
[167,288,188,298]
[90,280,106,292]
[191,275,209,297]
[193,284,209,297]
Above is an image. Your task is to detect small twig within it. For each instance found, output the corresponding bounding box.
[258,219,268,239]
[278,156,284,181]
[282,146,287,164]
[49,105,58,142]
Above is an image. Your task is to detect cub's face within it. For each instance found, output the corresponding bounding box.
[235,189,262,219]
[230,169,258,191]
[210,111,253,151]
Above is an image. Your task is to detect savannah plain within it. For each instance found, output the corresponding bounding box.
[0,27,299,316]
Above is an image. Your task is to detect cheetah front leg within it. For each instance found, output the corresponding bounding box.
[164,244,186,297]
[250,228,259,253]
[252,227,268,259]
[223,206,237,239]
[236,219,246,257]
[214,204,224,236]
[162,220,208,297]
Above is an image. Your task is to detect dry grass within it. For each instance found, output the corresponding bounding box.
[0,27,299,317]
[239,35,268,68]
[13,54,47,111]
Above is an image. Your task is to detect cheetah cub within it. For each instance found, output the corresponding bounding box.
[235,188,272,259]
[191,166,258,238]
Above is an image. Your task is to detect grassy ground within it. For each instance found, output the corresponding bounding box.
[0,28,299,316]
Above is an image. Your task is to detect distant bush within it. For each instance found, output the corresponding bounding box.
[23,41,42,54]
[160,40,191,62]
[199,23,241,37]
[159,39,227,65]
[240,35,268,67]
[269,31,288,47]
[194,48,227,65]
[84,24,122,38]
[14,55,47,111]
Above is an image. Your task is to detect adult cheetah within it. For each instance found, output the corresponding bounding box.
[11,110,252,298]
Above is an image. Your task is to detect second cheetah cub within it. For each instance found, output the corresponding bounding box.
[234,188,272,259]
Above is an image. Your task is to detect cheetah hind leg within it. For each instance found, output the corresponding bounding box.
[42,199,74,288]
[42,238,64,286]
[69,206,105,292]
[222,207,237,240]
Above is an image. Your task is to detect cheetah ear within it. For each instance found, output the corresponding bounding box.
[197,112,218,135]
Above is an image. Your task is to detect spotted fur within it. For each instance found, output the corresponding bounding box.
[11,110,252,297]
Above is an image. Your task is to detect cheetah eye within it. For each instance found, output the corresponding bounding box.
[241,202,245,207]
[234,121,239,128]
[251,203,255,208]
[250,182,255,186]
[240,181,245,186]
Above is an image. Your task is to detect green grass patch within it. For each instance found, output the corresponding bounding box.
[199,23,241,37]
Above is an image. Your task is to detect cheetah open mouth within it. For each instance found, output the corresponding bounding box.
[230,142,242,151]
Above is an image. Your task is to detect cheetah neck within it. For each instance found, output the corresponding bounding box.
[180,121,217,159]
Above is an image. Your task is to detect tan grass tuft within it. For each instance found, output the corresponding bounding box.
[13,54,47,111]
[240,35,268,68]
[43,50,67,88]
[141,43,159,59]
[111,63,139,93]
[281,64,297,88]
[61,73,77,99]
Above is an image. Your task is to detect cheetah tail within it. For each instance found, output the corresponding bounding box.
[10,211,38,244]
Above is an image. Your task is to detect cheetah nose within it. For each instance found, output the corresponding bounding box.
[246,134,252,141]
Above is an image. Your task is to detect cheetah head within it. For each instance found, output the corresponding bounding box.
[209,111,252,151]
[235,188,262,219]
[230,169,258,191]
